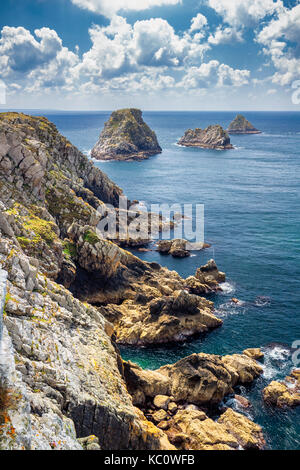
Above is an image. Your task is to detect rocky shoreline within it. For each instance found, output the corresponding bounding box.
[0,112,288,451]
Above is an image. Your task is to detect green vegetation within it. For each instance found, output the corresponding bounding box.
[63,241,77,259]
[83,230,100,245]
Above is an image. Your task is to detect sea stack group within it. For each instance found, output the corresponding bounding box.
[91,109,261,159]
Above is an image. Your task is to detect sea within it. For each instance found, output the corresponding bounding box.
[13,109,300,450]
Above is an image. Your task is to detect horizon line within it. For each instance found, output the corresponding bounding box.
[0,107,299,113]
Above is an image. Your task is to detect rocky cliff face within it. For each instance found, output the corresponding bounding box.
[0,112,174,450]
[91,109,162,161]
[228,114,261,134]
[178,125,233,150]
[0,112,265,450]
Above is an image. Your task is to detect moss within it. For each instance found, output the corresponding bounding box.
[63,241,77,260]
[23,214,57,246]
[46,187,92,226]
[83,230,100,245]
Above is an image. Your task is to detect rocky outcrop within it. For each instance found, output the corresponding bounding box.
[124,352,263,407]
[227,114,261,134]
[91,109,162,161]
[178,125,233,150]
[243,348,264,360]
[157,239,210,258]
[263,370,300,407]
[164,407,265,450]
[123,352,265,450]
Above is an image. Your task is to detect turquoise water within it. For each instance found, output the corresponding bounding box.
[25,110,300,449]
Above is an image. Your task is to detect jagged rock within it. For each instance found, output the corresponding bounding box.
[243,348,264,360]
[178,125,233,150]
[113,290,221,346]
[157,239,210,258]
[228,114,261,134]
[194,259,226,293]
[218,408,265,449]
[91,109,162,161]
[234,395,251,408]
[124,352,263,407]
[166,410,239,450]
[263,370,300,407]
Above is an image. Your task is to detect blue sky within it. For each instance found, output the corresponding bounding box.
[0,0,300,110]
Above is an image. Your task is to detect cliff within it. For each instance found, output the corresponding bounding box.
[91,108,162,161]
[178,125,233,150]
[228,114,261,134]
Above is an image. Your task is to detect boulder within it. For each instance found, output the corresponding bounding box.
[263,370,300,407]
[243,348,264,360]
[153,395,171,410]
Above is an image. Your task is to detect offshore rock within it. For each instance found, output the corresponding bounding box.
[178,125,233,150]
[263,370,300,407]
[91,109,162,161]
[157,239,210,258]
[227,114,261,134]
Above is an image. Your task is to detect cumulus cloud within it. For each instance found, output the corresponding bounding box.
[71,0,181,17]
[0,16,253,100]
[0,27,63,75]
[190,13,208,32]
[257,4,300,85]
[0,26,79,91]
[178,60,250,89]
[208,26,243,45]
[77,15,208,81]
[207,0,284,27]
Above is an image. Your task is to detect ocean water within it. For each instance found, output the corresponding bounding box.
[23,110,300,450]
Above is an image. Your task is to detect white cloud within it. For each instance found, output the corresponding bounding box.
[208,26,243,45]
[77,15,208,81]
[0,27,62,76]
[71,0,181,17]
[0,26,79,92]
[257,4,300,85]
[0,17,252,101]
[178,60,250,89]
[190,13,207,32]
[207,0,283,27]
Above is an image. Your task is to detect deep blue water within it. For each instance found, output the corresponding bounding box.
[19,110,300,450]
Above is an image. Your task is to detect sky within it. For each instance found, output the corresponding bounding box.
[0,0,300,110]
